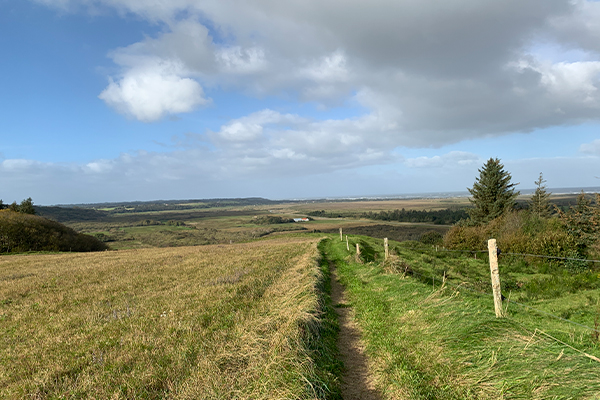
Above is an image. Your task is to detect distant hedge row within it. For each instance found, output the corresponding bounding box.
[362,208,469,225]
[253,215,296,225]
[0,210,108,253]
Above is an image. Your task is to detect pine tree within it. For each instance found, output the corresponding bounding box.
[557,191,600,256]
[529,172,551,218]
[467,158,519,224]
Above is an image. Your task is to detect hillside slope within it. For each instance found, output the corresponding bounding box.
[0,210,108,253]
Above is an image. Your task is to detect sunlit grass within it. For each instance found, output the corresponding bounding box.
[0,237,340,399]
[322,236,600,399]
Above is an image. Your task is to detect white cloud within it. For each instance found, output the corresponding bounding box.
[511,58,600,101]
[2,159,42,171]
[85,160,114,173]
[41,0,597,136]
[405,151,480,168]
[549,0,600,55]
[98,58,210,122]
[580,139,600,155]
[217,46,267,74]
[300,50,349,82]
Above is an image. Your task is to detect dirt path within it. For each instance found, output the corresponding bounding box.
[330,263,381,400]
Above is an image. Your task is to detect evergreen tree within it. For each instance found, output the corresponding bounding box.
[19,197,36,215]
[467,158,519,224]
[529,172,551,218]
[0,200,4,210]
[557,191,600,256]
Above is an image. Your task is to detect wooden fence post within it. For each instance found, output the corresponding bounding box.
[346,235,349,251]
[356,243,360,256]
[340,228,343,241]
[488,239,504,318]
[384,238,389,260]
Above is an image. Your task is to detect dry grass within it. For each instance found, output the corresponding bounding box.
[0,237,330,399]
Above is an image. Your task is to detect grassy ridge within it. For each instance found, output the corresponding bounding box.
[322,236,600,399]
[0,238,340,399]
[0,210,108,253]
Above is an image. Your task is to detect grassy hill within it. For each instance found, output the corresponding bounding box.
[0,210,108,253]
[0,238,341,399]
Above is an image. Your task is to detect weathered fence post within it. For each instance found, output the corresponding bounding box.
[346,235,349,251]
[384,238,389,260]
[488,239,504,318]
[340,228,343,241]
[356,243,360,256]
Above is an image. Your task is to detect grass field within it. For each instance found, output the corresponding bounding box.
[0,237,341,399]
[11,194,599,398]
[321,236,600,399]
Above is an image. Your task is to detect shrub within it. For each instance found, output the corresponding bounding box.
[420,231,443,245]
[0,210,108,253]
[253,216,294,225]
[443,225,487,251]
[530,228,577,258]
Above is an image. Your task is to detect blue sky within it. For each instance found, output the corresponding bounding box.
[1,0,599,205]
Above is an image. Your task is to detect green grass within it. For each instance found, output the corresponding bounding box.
[321,235,600,399]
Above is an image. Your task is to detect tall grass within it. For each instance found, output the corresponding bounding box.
[323,235,600,399]
[0,238,340,399]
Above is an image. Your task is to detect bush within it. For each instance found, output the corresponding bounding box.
[530,228,577,258]
[252,216,294,225]
[443,225,487,251]
[0,210,108,253]
[443,209,598,272]
[166,220,186,226]
[420,231,443,245]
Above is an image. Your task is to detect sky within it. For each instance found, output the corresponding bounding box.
[1,0,600,205]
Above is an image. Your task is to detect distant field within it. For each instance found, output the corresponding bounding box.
[33,193,586,251]
[43,198,459,250]
[0,238,340,399]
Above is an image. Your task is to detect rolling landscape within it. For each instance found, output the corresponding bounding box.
[2,189,600,399]
[4,1,600,399]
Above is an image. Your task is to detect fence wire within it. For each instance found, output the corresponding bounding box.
[393,246,600,335]
[504,252,600,263]
[434,247,600,264]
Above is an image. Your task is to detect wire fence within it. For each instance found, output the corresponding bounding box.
[434,247,600,264]
[504,252,600,263]
[404,265,600,335]
[388,243,600,336]
[343,235,600,340]
[338,234,600,367]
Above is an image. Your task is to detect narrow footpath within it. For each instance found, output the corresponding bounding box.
[330,262,381,400]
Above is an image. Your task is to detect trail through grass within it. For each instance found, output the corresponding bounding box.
[321,236,600,399]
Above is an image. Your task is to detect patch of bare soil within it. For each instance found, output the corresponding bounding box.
[330,263,382,400]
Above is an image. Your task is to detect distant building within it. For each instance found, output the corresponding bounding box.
[293,218,310,222]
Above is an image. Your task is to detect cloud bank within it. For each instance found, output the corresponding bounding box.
[39,1,598,137]
[18,0,600,203]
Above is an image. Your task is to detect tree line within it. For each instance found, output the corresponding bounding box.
[0,197,36,215]
[361,208,469,225]
[444,158,599,271]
